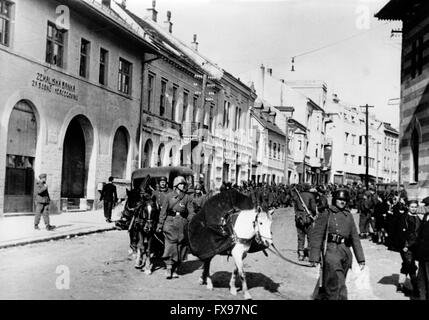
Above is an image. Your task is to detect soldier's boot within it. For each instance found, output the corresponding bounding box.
[134,249,143,269]
[298,250,305,261]
[165,265,173,279]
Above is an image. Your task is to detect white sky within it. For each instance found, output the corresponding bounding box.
[124,0,402,129]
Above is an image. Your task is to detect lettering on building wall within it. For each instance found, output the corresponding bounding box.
[31,72,78,101]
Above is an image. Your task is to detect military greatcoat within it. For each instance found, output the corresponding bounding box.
[309,205,365,300]
[157,191,195,265]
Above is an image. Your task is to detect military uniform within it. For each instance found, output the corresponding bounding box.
[359,189,377,237]
[34,174,54,230]
[309,204,365,300]
[153,187,172,211]
[157,188,195,274]
[193,193,206,212]
[293,186,318,260]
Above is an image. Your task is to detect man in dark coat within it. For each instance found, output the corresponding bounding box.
[153,176,172,211]
[292,183,317,261]
[100,176,118,223]
[415,197,429,300]
[309,189,365,300]
[156,176,195,279]
[34,173,55,231]
[359,186,377,239]
[192,183,208,215]
[389,199,419,295]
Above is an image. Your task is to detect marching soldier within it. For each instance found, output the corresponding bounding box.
[309,189,365,300]
[192,183,208,215]
[156,176,195,279]
[359,186,377,239]
[34,173,55,231]
[292,183,317,261]
[153,176,172,211]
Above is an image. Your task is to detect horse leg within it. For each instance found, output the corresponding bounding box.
[144,236,153,275]
[232,244,252,300]
[203,258,213,290]
[199,258,213,289]
[229,266,238,296]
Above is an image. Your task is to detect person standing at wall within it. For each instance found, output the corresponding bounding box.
[100,176,118,223]
[34,174,55,231]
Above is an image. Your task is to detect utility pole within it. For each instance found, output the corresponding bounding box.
[360,104,374,189]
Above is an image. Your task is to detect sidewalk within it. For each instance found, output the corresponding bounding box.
[0,204,125,250]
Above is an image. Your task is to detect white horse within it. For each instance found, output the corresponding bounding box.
[198,206,274,300]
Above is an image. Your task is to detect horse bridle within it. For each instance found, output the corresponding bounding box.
[253,211,272,246]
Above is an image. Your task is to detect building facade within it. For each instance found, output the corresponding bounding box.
[250,99,287,184]
[0,0,157,215]
[117,1,255,191]
[376,0,429,200]
[325,93,399,185]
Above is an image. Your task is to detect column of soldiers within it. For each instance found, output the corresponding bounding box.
[125,174,429,300]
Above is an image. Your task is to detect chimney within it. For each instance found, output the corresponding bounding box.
[164,11,173,33]
[260,64,265,100]
[191,34,198,51]
[147,0,158,22]
[267,68,273,76]
[101,0,111,7]
[121,0,127,8]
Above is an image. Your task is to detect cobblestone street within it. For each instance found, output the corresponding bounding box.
[0,207,411,300]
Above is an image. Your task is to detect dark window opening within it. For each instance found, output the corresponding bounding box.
[46,21,66,68]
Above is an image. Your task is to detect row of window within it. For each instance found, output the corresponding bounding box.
[344,154,376,168]
[0,9,134,96]
[147,72,245,132]
[45,22,133,95]
[268,140,285,161]
[0,0,11,46]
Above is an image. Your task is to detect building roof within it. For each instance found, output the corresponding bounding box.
[118,4,224,80]
[251,109,285,137]
[375,0,424,21]
[384,122,399,135]
[65,0,157,53]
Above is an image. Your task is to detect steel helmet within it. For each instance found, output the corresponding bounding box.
[173,176,186,188]
[333,189,350,202]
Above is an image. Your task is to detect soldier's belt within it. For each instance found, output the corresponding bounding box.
[167,211,182,217]
[327,233,345,244]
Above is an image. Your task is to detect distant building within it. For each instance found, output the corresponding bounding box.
[325,94,399,185]
[376,0,429,200]
[250,99,286,184]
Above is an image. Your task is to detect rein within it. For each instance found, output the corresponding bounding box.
[267,243,313,267]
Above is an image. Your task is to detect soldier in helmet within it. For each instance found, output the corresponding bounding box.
[153,176,172,211]
[292,183,318,261]
[156,176,195,279]
[192,183,208,215]
[309,189,365,300]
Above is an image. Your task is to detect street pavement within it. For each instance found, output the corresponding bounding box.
[0,204,125,249]
[0,207,413,300]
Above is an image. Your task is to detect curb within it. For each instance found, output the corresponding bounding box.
[0,226,118,250]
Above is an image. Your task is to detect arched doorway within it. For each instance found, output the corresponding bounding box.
[157,143,165,167]
[112,127,129,179]
[4,101,37,212]
[61,116,93,199]
[143,139,153,168]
